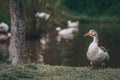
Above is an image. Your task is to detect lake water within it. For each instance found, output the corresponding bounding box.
[23,23,120,67]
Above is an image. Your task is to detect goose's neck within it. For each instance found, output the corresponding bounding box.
[92,35,98,43]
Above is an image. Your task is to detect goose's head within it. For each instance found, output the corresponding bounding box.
[84,29,98,37]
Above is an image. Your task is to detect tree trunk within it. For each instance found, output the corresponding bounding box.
[9,0,25,64]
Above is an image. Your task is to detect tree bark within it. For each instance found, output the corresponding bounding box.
[9,0,25,64]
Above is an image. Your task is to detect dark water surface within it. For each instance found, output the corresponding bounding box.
[24,23,120,67]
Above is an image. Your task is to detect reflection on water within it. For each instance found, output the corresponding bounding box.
[24,23,120,67]
[24,40,44,64]
[0,42,9,63]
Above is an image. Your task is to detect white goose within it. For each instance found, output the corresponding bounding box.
[84,29,109,69]
[0,33,11,41]
[0,22,9,33]
[35,12,50,20]
[55,27,75,42]
[67,20,79,28]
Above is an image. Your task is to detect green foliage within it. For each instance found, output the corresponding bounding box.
[63,0,120,18]
[0,0,9,23]
[0,0,120,27]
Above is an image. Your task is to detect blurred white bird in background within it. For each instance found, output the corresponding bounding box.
[67,20,79,28]
[67,20,79,32]
[35,12,50,20]
[55,26,78,42]
[0,22,11,41]
[0,32,11,41]
[0,22,9,33]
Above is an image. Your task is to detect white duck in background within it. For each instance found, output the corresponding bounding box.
[35,12,50,20]
[55,27,77,42]
[0,22,9,33]
[67,20,79,28]
[84,29,109,69]
[67,20,79,32]
[0,32,11,41]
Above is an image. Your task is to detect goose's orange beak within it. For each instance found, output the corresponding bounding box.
[84,32,90,36]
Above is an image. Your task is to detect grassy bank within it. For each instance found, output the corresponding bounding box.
[0,64,120,80]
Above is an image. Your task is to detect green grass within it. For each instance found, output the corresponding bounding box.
[0,64,120,80]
